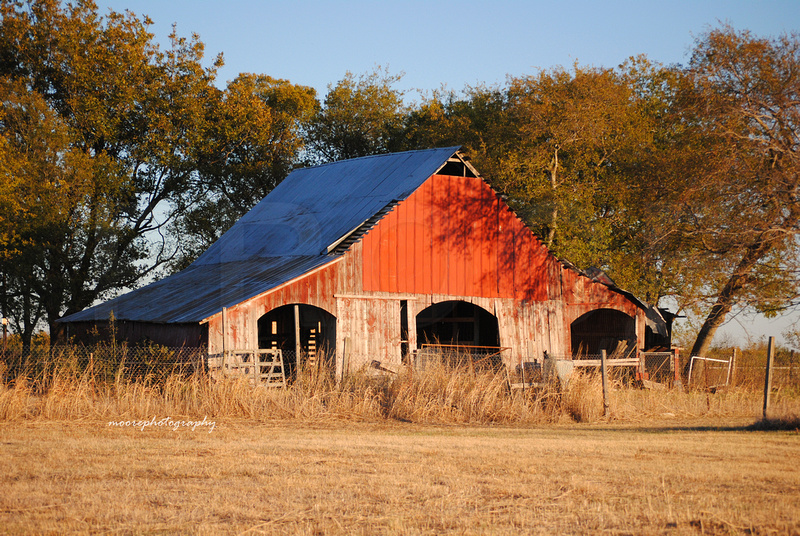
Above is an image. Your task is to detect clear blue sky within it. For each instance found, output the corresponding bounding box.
[94,0,800,98]
[92,0,800,347]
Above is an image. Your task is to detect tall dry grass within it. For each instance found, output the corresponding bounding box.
[1,350,799,425]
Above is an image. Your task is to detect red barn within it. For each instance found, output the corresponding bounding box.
[61,147,669,375]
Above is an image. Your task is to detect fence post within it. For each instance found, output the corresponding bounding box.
[601,349,609,417]
[763,336,775,421]
[726,350,734,386]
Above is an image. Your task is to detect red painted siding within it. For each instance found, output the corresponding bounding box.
[361,175,553,301]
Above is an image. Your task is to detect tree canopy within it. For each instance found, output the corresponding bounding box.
[670,26,800,356]
[0,0,314,345]
[1,1,797,355]
[304,67,407,163]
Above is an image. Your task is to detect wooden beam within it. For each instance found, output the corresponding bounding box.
[294,304,301,362]
[572,358,639,367]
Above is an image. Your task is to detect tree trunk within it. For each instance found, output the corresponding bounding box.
[546,207,558,248]
[21,290,35,356]
[546,148,559,248]
[690,299,735,360]
[688,239,774,365]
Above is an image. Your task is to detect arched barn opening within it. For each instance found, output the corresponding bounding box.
[257,304,336,380]
[415,301,500,368]
[570,308,636,357]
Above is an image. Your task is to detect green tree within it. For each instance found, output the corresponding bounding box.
[482,62,676,303]
[304,67,407,163]
[401,84,510,173]
[0,77,76,346]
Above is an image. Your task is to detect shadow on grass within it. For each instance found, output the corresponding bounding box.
[745,417,800,432]
[580,418,799,433]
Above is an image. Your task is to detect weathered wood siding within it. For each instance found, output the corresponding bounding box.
[207,173,649,371]
[207,262,340,353]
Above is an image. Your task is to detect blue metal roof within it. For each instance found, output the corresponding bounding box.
[61,147,462,324]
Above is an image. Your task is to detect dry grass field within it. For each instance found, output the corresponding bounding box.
[1,356,799,534]
[1,418,799,535]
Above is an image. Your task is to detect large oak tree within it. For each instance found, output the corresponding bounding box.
[672,26,800,357]
[0,0,314,345]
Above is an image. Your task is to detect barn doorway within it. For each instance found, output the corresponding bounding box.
[415,301,501,369]
[416,300,499,348]
[257,304,336,380]
[570,308,636,357]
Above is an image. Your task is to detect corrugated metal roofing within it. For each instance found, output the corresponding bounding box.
[60,147,462,324]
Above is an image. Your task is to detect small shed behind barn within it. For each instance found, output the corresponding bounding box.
[60,147,670,376]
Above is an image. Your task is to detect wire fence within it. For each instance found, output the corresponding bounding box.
[0,346,207,385]
[642,352,677,385]
[694,362,800,391]
[0,346,336,386]
[414,345,509,372]
[2,345,798,392]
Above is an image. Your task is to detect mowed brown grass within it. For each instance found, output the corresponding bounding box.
[1,418,799,535]
[1,361,799,534]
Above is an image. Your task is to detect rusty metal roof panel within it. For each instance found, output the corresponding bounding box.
[61,147,461,324]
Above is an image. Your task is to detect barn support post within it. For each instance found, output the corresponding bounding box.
[294,305,301,366]
[222,307,227,352]
[600,349,609,417]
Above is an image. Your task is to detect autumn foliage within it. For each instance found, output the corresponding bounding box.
[0,1,798,356]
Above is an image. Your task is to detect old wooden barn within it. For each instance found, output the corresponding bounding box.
[61,147,670,377]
